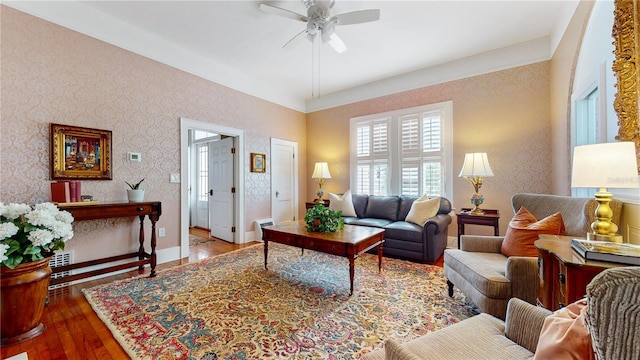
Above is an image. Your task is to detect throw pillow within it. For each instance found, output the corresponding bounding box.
[534,298,595,360]
[501,207,565,257]
[405,196,441,227]
[328,190,357,217]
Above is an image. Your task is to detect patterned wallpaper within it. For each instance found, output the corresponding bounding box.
[307,62,552,236]
[0,6,306,261]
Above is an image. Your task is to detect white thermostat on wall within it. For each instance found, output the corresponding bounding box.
[127,152,141,162]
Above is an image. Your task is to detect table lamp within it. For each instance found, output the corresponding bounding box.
[458,152,494,215]
[312,162,331,203]
[571,142,639,242]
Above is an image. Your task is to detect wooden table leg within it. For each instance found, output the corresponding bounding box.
[149,216,157,277]
[377,242,384,272]
[137,215,146,274]
[264,240,269,269]
[349,256,355,296]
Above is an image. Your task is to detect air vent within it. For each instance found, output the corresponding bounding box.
[49,251,72,290]
[254,218,274,241]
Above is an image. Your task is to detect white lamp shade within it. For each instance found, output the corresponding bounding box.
[311,162,331,179]
[458,153,494,177]
[571,142,639,188]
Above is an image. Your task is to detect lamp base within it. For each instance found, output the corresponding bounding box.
[468,206,485,215]
[587,232,623,243]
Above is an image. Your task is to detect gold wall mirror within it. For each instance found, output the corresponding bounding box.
[612,0,640,171]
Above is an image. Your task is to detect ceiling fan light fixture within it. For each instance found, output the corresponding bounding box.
[326,33,347,53]
[260,0,379,54]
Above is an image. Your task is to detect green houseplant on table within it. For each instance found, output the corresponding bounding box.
[126,178,145,202]
[0,202,74,345]
[304,204,344,233]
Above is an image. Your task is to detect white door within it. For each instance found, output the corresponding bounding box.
[271,138,298,224]
[209,137,234,242]
[194,143,209,229]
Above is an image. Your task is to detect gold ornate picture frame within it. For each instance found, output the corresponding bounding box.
[50,123,112,180]
[250,153,266,173]
[612,0,640,171]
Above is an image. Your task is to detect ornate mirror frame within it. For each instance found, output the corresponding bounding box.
[612,0,640,171]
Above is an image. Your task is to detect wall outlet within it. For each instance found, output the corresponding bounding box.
[170,173,180,183]
[158,228,166,237]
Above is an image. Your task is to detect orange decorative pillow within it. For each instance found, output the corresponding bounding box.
[501,207,565,257]
[534,298,595,360]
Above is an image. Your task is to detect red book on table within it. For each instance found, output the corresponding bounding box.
[51,181,70,203]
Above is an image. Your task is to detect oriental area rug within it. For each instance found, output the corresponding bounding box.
[83,243,477,359]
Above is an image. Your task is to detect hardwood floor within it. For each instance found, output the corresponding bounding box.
[1,230,444,359]
[1,235,258,360]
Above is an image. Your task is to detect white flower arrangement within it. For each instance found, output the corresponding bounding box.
[0,202,74,269]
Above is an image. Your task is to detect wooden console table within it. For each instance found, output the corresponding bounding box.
[51,201,162,286]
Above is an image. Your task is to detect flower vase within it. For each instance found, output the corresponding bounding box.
[1,256,52,346]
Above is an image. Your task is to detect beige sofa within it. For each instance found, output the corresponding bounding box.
[443,193,621,319]
[362,267,640,360]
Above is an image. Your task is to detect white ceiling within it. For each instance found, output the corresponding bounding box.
[5,1,579,112]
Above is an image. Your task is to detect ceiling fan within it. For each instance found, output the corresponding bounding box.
[259,0,380,53]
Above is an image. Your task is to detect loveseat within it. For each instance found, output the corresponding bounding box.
[339,194,452,263]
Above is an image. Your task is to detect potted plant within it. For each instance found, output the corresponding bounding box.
[0,202,74,345]
[126,178,145,202]
[304,204,344,233]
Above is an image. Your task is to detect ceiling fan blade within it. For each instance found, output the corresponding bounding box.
[283,29,307,48]
[259,3,307,22]
[331,9,380,25]
[325,32,347,54]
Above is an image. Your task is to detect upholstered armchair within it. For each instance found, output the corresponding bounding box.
[443,193,621,319]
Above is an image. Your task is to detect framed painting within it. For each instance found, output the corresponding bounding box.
[50,123,112,180]
[251,153,266,173]
[612,0,640,171]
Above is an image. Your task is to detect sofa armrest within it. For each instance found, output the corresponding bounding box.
[423,214,450,233]
[460,235,504,253]
[384,339,421,360]
[504,298,552,353]
[505,256,539,305]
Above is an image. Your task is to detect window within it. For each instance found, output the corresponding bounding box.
[350,101,453,198]
[573,86,600,197]
[197,144,209,202]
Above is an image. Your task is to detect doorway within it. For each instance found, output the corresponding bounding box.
[271,138,299,224]
[189,133,234,243]
[180,118,245,259]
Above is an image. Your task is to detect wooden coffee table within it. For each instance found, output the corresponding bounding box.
[262,221,385,295]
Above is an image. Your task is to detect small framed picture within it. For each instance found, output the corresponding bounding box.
[250,153,266,173]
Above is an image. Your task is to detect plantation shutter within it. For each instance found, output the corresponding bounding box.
[350,102,450,197]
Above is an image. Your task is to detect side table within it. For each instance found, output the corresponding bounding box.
[456,208,500,248]
[535,237,625,311]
